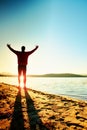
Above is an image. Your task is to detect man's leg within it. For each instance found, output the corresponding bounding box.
[23,66,26,88]
[18,66,21,87]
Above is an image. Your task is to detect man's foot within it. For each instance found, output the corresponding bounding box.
[24,86,27,91]
[18,85,21,90]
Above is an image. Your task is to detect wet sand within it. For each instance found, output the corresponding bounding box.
[0,83,87,130]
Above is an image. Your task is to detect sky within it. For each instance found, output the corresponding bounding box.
[0,0,87,75]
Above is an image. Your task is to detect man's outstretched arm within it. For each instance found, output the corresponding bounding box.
[28,45,39,55]
[7,44,17,54]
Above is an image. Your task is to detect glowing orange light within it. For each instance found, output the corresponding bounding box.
[20,75,24,88]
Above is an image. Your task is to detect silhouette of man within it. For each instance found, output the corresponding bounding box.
[7,44,39,88]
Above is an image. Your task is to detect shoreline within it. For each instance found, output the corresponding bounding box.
[1,81,87,102]
[0,76,87,102]
[0,83,87,129]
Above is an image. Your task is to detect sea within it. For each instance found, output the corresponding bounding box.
[0,77,87,101]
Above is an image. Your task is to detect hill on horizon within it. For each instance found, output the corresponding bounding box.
[29,73,86,77]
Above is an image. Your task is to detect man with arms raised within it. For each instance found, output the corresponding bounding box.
[7,44,39,89]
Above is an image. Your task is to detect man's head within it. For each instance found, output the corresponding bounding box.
[21,46,25,52]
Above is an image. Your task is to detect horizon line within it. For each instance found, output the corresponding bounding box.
[0,73,87,77]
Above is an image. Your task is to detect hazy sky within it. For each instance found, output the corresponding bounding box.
[0,0,87,74]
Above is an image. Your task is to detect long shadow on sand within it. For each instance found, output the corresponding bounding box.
[10,88,49,130]
[10,89,25,130]
[25,89,49,130]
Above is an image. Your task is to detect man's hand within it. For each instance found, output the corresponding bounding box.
[7,44,11,48]
[36,45,39,49]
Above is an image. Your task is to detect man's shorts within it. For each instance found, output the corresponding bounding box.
[18,65,26,73]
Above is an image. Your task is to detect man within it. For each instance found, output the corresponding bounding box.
[7,44,39,88]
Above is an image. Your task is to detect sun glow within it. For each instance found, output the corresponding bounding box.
[20,75,24,88]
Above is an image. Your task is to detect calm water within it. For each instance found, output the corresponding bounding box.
[0,77,87,101]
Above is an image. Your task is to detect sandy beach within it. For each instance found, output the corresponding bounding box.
[0,83,87,130]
